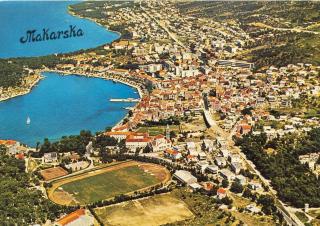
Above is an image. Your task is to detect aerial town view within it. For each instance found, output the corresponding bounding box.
[1,1,320,226]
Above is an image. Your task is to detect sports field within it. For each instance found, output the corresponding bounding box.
[94,193,194,226]
[48,161,170,205]
[40,166,68,181]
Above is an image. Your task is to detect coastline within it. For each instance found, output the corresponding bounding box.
[45,69,144,99]
[0,73,44,102]
[0,1,139,140]
[0,3,121,103]
[68,5,122,40]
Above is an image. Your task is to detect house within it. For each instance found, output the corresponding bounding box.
[189,182,202,192]
[0,140,20,155]
[151,135,171,152]
[220,169,235,181]
[235,175,247,185]
[238,124,252,135]
[105,131,132,141]
[173,170,197,184]
[112,40,129,50]
[206,164,219,174]
[215,156,227,167]
[186,154,198,163]
[228,153,241,163]
[196,161,209,173]
[217,188,227,199]
[231,162,243,174]
[216,137,227,149]
[125,133,151,151]
[198,152,207,161]
[15,153,24,160]
[246,204,261,214]
[186,142,196,152]
[202,182,215,194]
[220,149,229,158]
[55,209,94,226]
[164,149,182,160]
[43,152,58,163]
[203,139,214,152]
[248,182,263,190]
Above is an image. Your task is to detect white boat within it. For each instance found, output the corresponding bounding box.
[26,116,31,125]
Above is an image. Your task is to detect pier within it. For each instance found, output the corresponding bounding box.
[110,98,140,102]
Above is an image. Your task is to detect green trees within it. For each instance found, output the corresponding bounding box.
[38,130,93,156]
[230,181,243,194]
[257,195,277,215]
[0,146,73,224]
[93,135,118,150]
[222,179,229,188]
[237,129,320,208]
[0,55,74,89]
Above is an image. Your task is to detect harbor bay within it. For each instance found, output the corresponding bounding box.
[0,72,139,147]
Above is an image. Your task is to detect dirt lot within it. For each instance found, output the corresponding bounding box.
[94,193,194,226]
[181,116,207,132]
[40,166,68,181]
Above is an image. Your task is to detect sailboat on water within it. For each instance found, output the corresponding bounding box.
[26,116,31,125]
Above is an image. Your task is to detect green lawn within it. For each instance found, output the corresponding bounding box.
[136,125,180,136]
[295,211,309,224]
[61,165,159,204]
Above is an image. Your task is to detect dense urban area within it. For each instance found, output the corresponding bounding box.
[1,1,320,226]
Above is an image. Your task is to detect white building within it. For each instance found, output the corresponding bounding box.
[231,162,243,174]
[43,152,58,163]
[206,164,219,174]
[125,134,151,151]
[173,170,197,184]
[215,156,227,167]
[55,209,94,226]
[220,169,235,181]
[151,135,171,152]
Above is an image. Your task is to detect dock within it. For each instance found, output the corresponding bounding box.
[110,98,140,103]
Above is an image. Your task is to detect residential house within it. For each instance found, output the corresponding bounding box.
[164,149,182,160]
[220,169,235,181]
[215,156,227,167]
[217,188,227,199]
[231,161,243,174]
[43,152,58,163]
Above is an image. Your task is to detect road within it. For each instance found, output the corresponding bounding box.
[251,22,319,35]
[140,5,187,49]
[203,109,303,226]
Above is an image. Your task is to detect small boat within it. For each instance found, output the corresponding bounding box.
[26,116,31,125]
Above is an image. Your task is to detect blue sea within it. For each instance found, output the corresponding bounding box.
[0,72,139,146]
[0,2,138,146]
[0,1,119,58]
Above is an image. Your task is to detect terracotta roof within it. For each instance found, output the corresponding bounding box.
[105,131,132,136]
[126,138,151,143]
[0,140,17,145]
[57,209,85,226]
[217,188,226,194]
[165,149,179,155]
[15,153,24,160]
[241,124,252,130]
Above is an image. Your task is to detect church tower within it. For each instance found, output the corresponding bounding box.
[165,124,170,140]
